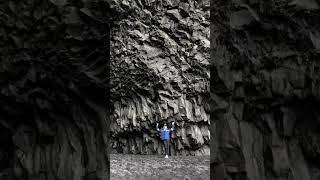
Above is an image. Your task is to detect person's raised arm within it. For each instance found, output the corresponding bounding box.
[171,122,175,131]
[156,123,160,131]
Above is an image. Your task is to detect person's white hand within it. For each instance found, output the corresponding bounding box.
[172,122,174,125]
[156,123,159,126]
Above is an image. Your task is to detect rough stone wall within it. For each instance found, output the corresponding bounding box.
[110,0,210,155]
[0,0,110,179]
[211,0,320,180]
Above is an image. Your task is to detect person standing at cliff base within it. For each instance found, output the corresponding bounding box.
[157,122,175,158]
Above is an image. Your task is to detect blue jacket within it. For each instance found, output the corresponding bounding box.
[157,127,173,140]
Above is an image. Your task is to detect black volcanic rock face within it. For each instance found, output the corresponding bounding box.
[0,0,110,179]
[110,0,210,156]
[211,0,320,180]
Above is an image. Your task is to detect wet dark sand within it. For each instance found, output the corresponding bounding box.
[110,154,210,180]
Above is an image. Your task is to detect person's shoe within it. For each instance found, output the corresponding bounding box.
[165,155,168,158]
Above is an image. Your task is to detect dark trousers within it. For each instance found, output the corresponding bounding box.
[163,139,170,155]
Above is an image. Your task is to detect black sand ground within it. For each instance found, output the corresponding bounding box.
[110,154,210,180]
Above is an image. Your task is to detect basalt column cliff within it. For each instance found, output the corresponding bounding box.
[211,1,320,180]
[110,0,210,156]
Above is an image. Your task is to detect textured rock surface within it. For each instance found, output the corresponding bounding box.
[211,0,320,180]
[0,0,110,179]
[110,0,210,155]
[110,154,210,180]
